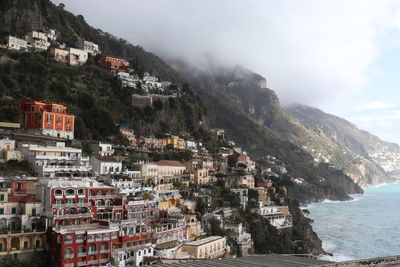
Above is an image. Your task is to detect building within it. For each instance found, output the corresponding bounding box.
[119,128,136,146]
[166,136,186,150]
[90,156,122,175]
[117,72,139,88]
[36,178,118,227]
[68,48,88,66]
[7,35,28,51]
[0,184,46,260]
[20,98,75,139]
[19,142,92,177]
[49,224,119,267]
[25,31,50,51]
[157,190,181,211]
[224,223,253,256]
[0,138,23,163]
[236,153,256,173]
[152,219,187,250]
[76,39,101,55]
[186,140,198,153]
[256,203,293,229]
[238,175,255,189]
[231,189,248,210]
[100,55,129,73]
[136,137,167,150]
[184,214,204,241]
[88,141,114,157]
[139,160,186,188]
[50,48,69,64]
[179,236,227,259]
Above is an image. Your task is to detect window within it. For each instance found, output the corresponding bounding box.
[0,209,4,215]
[100,244,105,251]
[97,191,101,196]
[0,195,4,201]
[68,199,73,204]
[32,208,36,216]
[65,248,71,255]
[79,199,84,204]
[36,240,41,248]
[0,243,2,251]
[24,241,28,249]
[56,199,61,205]
[12,208,16,214]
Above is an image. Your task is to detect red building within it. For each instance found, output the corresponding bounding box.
[20,99,75,140]
[100,55,129,73]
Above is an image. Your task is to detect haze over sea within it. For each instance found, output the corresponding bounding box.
[307,183,400,262]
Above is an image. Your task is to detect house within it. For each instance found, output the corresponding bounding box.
[138,160,186,189]
[76,39,100,55]
[136,137,167,151]
[19,142,92,177]
[100,55,130,73]
[25,31,50,51]
[186,140,198,153]
[152,218,187,250]
[90,156,122,175]
[255,203,293,229]
[179,236,227,259]
[36,178,118,227]
[224,223,253,256]
[0,138,23,163]
[117,72,139,87]
[166,136,186,150]
[236,153,256,172]
[184,214,205,241]
[50,48,69,64]
[20,98,75,139]
[238,175,255,189]
[68,47,88,66]
[119,128,136,146]
[0,184,46,260]
[231,189,248,210]
[88,141,114,157]
[7,35,28,51]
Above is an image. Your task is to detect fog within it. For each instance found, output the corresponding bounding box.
[51,0,400,109]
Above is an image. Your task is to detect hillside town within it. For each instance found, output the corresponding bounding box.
[0,29,295,267]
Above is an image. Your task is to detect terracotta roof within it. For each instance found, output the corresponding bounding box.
[8,195,41,203]
[154,160,185,167]
[95,156,120,163]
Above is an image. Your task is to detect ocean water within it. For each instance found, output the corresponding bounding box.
[306,183,400,261]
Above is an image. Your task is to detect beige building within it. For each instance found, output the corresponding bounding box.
[238,175,255,189]
[25,31,50,51]
[0,138,23,163]
[179,236,227,259]
[7,36,28,51]
[184,214,204,241]
[185,159,211,185]
[139,160,186,188]
[50,48,69,64]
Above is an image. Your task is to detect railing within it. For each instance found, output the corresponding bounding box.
[86,259,98,265]
[99,249,110,253]
[77,262,87,267]
[99,258,110,264]
[77,252,86,257]
[87,250,97,255]
[89,195,115,199]
[64,240,73,244]
[64,253,74,259]
[56,212,92,219]
[53,203,89,208]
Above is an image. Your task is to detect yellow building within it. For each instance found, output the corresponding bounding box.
[184,159,211,185]
[184,214,204,241]
[194,168,210,185]
[166,136,186,150]
[254,187,271,206]
[179,236,227,259]
[157,190,182,210]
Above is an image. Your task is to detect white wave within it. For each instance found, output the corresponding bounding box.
[319,253,355,262]
[322,240,337,251]
[363,183,387,189]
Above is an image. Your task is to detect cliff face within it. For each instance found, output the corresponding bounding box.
[286,104,400,183]
[171,59,390,187]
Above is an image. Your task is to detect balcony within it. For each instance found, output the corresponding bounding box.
[77,252,86,257]
[56,212,92,219]
[99,249,110,254]
[64,254,74,259]
[77,262,87,267]
[64,240,73,245]
[87,250,97,255]
[77,194,86,198]
[86,259,98,265]
[89,195,115,200]
[53,203,89,208]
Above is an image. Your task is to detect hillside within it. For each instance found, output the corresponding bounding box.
[170,59,389,186]
[0,0,363,205]
[286,104,400,182]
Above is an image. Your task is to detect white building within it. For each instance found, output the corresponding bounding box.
[7,35,28,51]
[112,246,155,267]
[19,142,92,177]
[89,141,114,157]
[68,47,88,66]
[90,156,122,175]
[117,72,140,88]
[76,39,101,55]
[256,203,293,229]
[185,140,198,153]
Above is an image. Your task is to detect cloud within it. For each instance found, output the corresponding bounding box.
[355,101,396,110]
[51,0,400,108]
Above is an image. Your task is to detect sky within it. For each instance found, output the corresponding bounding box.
[52,0,400,144]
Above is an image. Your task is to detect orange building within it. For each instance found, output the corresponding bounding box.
[100,55,129,73]
[20,99,75,140]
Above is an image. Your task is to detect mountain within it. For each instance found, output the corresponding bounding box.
[286,104,400,182]
[0,0,363,205]
[170,59,392,187]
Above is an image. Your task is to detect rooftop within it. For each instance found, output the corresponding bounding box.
[154,160,185,167]
[183,236,224,246]
[95,156,120,163]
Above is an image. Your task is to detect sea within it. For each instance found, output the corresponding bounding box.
[306,183,400,262]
